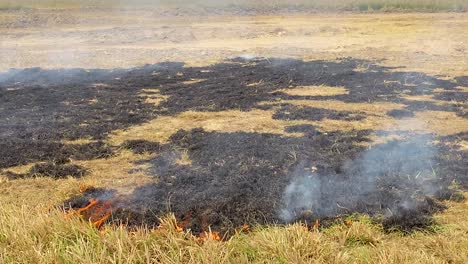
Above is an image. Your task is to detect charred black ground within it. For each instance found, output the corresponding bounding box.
[273,104,367,121]
[5,162,88,180]
[122,140,162,155]
[111,129,464,234]
[1,57,466,233]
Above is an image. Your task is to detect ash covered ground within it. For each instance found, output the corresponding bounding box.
[1,57,466,234]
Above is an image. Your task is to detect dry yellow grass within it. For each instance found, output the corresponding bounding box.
[257,99,404,133]
[74,150,155,194]
[61,138,96,145]
[276,85,349,97]
[140,89,169,106]
[174,149,192,166]
[260,99,468,136]
[402,95,468,110]
[1,163,35,175]
[130,85,367,143]
[0,176,82,207]
[0,194,466,263]
[111,96,465,147]
[404,111,468,136]
[109,109,310,145]
[0,150,155,207]
[264,99,406,114]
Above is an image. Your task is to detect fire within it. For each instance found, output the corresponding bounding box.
[198,231,221,242]
[175,225,184,232]
[177,213,192,232]
[76,198,99,214]
[313,219,320,231]
[157,216,221,242]
[240,224,250,231]
[235,224,250,234]
[67,198,113,228]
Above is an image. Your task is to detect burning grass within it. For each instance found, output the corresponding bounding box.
[0,197,467,263]
[0,8,467,262]
[0,56,467,262]
[1,57,467,233]
[66,197,113,228]
[57,127,466,238]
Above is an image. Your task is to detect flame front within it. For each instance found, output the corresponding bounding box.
[198,231,221,242]
[67,198,113,228]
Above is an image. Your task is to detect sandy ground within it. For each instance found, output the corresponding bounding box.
[0,9,467,77]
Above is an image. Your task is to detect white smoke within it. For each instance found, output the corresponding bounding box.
[279,121,439,222]
[280,171,321,222]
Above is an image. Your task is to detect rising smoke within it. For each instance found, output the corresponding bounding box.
[280,121,441,223]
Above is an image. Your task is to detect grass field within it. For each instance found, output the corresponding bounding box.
[0,0,467,11]
[1,198,467,263]
[0,5,467,264]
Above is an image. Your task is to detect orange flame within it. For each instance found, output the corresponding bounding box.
[177,213,192,232]
[240,224,250,232]
[175,225,184,232]
[198,231,221,242]
[235,224,251,234]
[67,198,113,228]
[93,211,112,228]
[76,198,99,214]
[313,219,320,232]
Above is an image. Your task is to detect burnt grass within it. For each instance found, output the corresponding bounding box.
[1,57,467,233]
[273,104,366,121]
[5,162,88,180]
[122,140,162,155]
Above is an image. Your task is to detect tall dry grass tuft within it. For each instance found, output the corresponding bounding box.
[231,224,349,263]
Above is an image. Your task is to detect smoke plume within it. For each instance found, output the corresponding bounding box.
[280,121,440,223]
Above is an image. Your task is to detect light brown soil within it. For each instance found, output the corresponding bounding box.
[0,10,466,77]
